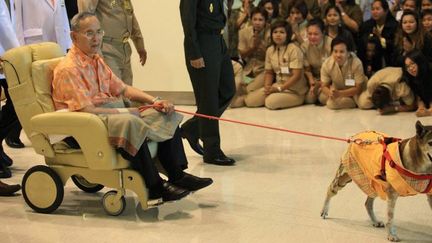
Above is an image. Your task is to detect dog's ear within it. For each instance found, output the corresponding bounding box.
[416,120,426,138]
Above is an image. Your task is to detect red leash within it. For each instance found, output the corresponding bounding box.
[139,104,348,143]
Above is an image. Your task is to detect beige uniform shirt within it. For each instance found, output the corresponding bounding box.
[301,35,332,78]
[321,53,366,90]
[78,0,145,52]
[265,43,308,95]
[238,25,270,76]
[367,67,415,105]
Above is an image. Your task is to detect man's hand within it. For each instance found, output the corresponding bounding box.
[190,58,205,69]
[138,49,147,66]
[329,87,340,99]
[154,100,175,114]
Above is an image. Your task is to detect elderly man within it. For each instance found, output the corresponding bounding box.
[52,12,212,202]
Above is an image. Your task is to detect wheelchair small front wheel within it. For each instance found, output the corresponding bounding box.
[22,165,64,214]
[71,175,104,193]
[102,190,126,216]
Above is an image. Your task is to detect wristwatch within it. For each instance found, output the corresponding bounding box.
[277,86,282,92]
[341,12,346,16]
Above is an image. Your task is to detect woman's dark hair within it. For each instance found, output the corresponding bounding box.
[402,49,432,105]
[324,4,342,16]
[330,35,349,52]
[290,1,308,19]
[372,0,390,12]
[250,7,269,21]
[328,0,356,6]
[396,10,425,49]
[270,20,293,46]
[324,5,356,51]
[371,85,392,109]
[422,9,432,18]
[307,18,325,33]
[258,0,279,19]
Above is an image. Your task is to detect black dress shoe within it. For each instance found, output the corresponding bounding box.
[171,173,213,192]
[0,164,12,179]
[5,137,25,149]
[0,180,21,196]
[1,151,13,167]
[148,181,190,202]
[204,154,236,166]
[180,128,204,156]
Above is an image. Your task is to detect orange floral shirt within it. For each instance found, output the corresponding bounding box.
[52,45,126,111]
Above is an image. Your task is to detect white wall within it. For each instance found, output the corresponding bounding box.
[131,0,192,91]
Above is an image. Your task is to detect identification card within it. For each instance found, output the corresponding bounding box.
[280,66,290,74]
[345,79,355,87]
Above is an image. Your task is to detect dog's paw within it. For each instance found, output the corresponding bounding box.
[387,234,400,242]
[320,209,328,219]
[372,221,385,228]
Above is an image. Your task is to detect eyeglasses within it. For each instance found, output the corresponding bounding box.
[80,29,105,39]
[405,62,417,70]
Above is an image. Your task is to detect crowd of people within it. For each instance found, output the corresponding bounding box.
[227,0,432,116]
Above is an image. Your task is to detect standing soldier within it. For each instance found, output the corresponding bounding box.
[78,0,146,85]
[180,0,236,166]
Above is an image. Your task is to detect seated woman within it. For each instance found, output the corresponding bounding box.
[358,0,398,67]
[391,10,432,68]
[232,7,270,108]
[360,35,384,78]
[245,20,308,110]
[422,9,432,34]
[357,67,416,114]
[323,5,357,52]
[301,18,332,104]
[319,36,366,109]
[402,50,432,116]
[287,1,309,44]
[52,12,213,203]
[258,0,280,24]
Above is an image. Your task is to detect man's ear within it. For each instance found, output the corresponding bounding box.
[70,31,77,42]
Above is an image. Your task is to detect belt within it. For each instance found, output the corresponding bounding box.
[197,29,224,35]
[103,36,130,44]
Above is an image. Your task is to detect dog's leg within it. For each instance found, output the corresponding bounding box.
[365,197,384,227]
[321,163,352,219]
[386,187,400,242]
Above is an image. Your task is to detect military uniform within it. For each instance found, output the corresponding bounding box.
[180,0,235,161]
[319,53,366,109]
[245,43,308,109]
[78,0,145,85]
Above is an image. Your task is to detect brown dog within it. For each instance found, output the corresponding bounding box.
[320,121,432,242]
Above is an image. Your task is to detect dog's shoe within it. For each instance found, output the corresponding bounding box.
[170,173,213,192]
[180,128,204,156]
[0,164,11,179]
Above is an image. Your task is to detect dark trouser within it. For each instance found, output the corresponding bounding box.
[118,128,187,189]
[183,34,235,157]
[0,79,21,142]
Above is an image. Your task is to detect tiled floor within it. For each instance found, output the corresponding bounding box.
[1,105,432,243]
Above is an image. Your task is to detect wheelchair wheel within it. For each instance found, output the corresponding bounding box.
[71,175,104,193]
[102,190,126,216]
[22,165,64,214]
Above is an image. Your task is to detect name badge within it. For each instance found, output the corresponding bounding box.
[345,79,355,87]
[280,66,290,74]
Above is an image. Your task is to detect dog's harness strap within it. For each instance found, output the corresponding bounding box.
[379,138,432,194]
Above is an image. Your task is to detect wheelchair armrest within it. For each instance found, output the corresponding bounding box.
[30,112,118,169]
